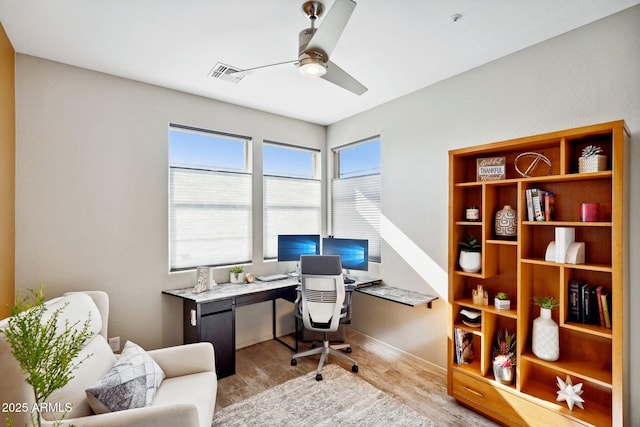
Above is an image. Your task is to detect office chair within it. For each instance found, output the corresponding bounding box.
[290,255,359,381]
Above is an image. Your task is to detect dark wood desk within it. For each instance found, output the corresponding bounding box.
[163,279,299,378]
[163,276,437,379]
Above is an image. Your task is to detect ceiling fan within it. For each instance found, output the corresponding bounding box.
[228,0,367,95]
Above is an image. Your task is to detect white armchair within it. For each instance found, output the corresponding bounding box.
[0,291,217,427]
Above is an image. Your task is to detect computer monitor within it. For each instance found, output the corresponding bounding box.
[277,234,321,261]
[322,237,369,271]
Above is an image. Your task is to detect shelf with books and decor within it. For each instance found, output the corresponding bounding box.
[447,120,628,427]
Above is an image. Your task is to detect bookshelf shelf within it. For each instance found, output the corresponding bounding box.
[520,378,612,427]
[561,321,612,339]
[456,298,518,319]
[520,258,613,272]
[485,239,517,246]
[448,121,628,426]
[522,221,612,227]
[520,353,612,388]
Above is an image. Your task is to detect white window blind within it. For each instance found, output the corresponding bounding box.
[263,176,321,259]
[170,168,252,269]
[263,142,321,259]
[332,137,381,262]
[331,174,381,262]
[169,124,252,271]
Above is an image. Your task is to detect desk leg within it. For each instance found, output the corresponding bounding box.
[272,299,298,352]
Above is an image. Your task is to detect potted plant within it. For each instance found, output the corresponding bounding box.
[494,292,511,310]
[578,144,607,173]
[492,328,516,385]
[0,286,93,427]
[229,265,245,283]
[531,295,560,361]
[458,233,482,273]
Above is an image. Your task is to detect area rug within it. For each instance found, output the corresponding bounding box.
[212,364,437,426]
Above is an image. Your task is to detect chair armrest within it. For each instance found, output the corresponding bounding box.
[146,342,215,378]
[293,293,302,319]
[43,403,200,427]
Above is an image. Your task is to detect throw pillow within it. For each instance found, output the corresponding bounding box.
[85,341,165,414]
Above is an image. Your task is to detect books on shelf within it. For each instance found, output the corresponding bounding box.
[567,279,611,328]
[454,327,474,365]
[601,289,612,329]
[525,188,554,221]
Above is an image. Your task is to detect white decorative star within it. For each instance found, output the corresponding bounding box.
[556,375,585,410]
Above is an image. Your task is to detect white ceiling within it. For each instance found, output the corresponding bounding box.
[1,0,638,125]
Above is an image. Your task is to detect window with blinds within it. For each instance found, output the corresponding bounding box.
[169,124,252,271]
[263,142,321,259]
[331,137,381,262]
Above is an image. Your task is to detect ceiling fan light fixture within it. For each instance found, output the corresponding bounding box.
[298,58,327,77]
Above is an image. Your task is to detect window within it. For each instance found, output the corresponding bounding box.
[332,137,381,262]
[263,141,321,259]
[169,124,252,271]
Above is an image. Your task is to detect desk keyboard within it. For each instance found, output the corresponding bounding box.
[257,273,289,282]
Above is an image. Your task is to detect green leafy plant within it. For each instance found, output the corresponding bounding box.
[230,265,244,275]
[1,286,94,427]
[493,328,516,367]
[495,292,509,300]
[532,295,559,309]
[458,234,481,252]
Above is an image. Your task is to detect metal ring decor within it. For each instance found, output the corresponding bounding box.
[514,152,553,177]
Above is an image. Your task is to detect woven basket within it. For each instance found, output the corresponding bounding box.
[578,155,607,173]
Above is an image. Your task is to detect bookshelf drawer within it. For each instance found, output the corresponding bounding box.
[452,370,586,426]
[452,370,521,425]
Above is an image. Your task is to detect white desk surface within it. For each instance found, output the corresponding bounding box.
[163,277,300,303]
[164,275,437,308]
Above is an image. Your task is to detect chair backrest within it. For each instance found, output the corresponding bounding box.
[299,255,345,333]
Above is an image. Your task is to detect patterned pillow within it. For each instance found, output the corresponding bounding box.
[85,341,165,413]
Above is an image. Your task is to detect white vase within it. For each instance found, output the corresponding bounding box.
[459,250,481,273]
[532,307,559,361]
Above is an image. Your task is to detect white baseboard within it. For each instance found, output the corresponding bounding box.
[348,328,447,375]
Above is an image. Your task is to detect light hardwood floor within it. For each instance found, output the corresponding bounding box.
[215,328,500,426]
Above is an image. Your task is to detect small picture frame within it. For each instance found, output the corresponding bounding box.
[477,157,506,181]
[195,266,215,292]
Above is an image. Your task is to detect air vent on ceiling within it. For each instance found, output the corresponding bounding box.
[208,62,244,84]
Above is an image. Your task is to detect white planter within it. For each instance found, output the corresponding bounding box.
[493,361,515,385]
[494,298,511,310]
[532,307,559,361]
[578,155,607,173]
[229,272,244,284]
[459,250,481,273]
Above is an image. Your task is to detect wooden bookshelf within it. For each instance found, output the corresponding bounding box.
[447,121,628,426]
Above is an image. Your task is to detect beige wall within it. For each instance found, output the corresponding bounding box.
[14,56,326,350]
[328,5,640,424]
[0,23,15,319]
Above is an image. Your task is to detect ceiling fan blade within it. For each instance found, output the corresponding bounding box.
[229,60,298,78]
[306,0,356,57]
[321,60,367,95]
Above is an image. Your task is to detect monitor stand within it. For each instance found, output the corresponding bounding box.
[342,269,356,284]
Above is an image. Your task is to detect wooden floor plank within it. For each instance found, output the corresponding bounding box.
[215,328,499,426]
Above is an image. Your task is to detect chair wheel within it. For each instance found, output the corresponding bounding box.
[315,373,323,381]
[346,347,352,353]
[352,365,359,373]
[291,359,297,366]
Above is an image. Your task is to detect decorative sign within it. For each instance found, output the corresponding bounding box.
[477,157,506,181]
